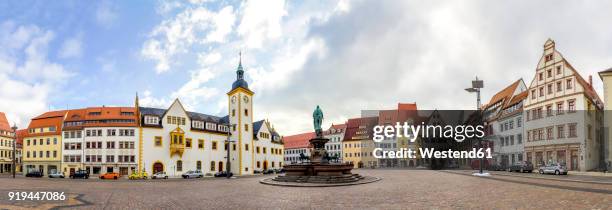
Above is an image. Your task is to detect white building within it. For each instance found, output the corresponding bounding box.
[252,120,284,171]
[598,68,612,170]
[283,132,313,164]
[139,58,283,176]
[323,124,345,162]
[0,112,15,173]
[524,39,604,171]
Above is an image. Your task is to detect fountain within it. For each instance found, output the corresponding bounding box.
[261,106,380,186]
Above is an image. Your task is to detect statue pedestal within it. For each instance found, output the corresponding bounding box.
[309,137,328,164]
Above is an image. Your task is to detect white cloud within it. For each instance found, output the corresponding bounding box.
[58,33,83,59]
[0,21,72,128]
[141,5,236,73]
[237,0,287,49]
[96,0,118,29]
[139,90,171,108]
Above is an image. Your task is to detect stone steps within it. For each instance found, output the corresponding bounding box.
[273,174,364,184]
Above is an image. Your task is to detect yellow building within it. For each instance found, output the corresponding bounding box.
[343,116,379,168]
[23,110,66,176]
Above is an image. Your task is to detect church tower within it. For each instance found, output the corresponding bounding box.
[228,53,254,175]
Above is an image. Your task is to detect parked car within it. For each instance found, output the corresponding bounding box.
[253,170,262,174]
[539,163,568,175]
[48,171,65,178]
[70,170,89,179]
[488,164,506,171]
[182,170,204,179]
[25,171,43,178]
[129,171,149,180]
[100,172,120,179]
[262,169,275,174]
[214,171,233,177]
[274,168,285,174]
[507,161,533,173]
[151,171,169,179]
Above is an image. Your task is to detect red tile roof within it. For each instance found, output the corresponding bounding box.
[0,112,11,132]
[16,129,26,147]
[484,80,521,110]
[283,132,314,149]
[64,107,137,129]
[398,103,417,111]
[25,110,67,138]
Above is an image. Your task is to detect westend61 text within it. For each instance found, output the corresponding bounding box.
[372,148,493,159]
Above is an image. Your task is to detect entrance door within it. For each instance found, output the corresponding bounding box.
[69,168,75,176]
[218,162,223,172]
[570,150,578,171]
[153,162,164,173]
[263,161,268,170]
[120,167,128,175]
[107,167,114,173]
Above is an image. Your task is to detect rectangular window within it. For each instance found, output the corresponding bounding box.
[547,127,553,139]
[566,79,572,89]
[245,144,249,151]
[517,134,522,144]
[198,139,204,149]
[539,72,543,81]
[547,84,552,94]
[557,81,562,92]
[568,100,576,112]
[547,69,552,78]
[568,124,577,137]
[546,105,553,117]
[556,66,561,74]
[531,90,536,99]
[155,136,162,147]
[186,138,192,148]
[212,141,218,150]
[107,155,114,163]
[539,87,544,97]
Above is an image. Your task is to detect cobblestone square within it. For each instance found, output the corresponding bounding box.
[1,169,611,209]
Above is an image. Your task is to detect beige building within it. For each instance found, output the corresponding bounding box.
[524,39,604,171]
[0,112,16,173]
[598,68,612,170]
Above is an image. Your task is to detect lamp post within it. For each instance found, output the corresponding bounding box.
[11,123,17,179]
[466,76,484,174]
[225,124,235,179]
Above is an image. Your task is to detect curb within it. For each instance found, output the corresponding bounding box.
[259,176,382,187]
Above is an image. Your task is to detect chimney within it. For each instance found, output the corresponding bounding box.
[589,75,593,87]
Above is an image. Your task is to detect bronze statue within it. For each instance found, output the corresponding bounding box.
[313,105,324,137]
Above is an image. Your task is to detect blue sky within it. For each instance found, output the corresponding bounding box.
[2,0,612,134]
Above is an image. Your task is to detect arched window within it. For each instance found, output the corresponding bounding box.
[196,161,202,170]
[210,161,215,171]
[177,160,182,171]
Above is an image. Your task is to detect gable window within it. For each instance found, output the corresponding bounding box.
[547,69,552,78]
[556,66,562,74]
[556,81,562,92]
[531,90,536,99]
[545,54,553,62]
[539,72,543,81]
[566,79,572,89]
[539,87,544,97]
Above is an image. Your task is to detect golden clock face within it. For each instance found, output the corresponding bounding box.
[231,96,237,104]
[243,96,249,103]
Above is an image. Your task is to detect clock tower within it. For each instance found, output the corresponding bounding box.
[228,54,254,175]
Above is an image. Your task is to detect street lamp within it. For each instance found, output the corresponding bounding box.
[225,124,235,179]
[11,123,17,179]
[466,76,485,174]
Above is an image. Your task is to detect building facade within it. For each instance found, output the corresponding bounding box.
[0,112,15,173]
[23,111,66,176]
[598,68,612,170]
[283,132,313,164]
[323,124,345,162]
[343,116,378,168]
[253,120,284,171]
[524,39,604,171]
[376,103,420,168]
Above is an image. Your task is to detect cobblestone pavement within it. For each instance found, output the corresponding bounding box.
[0,169,611,209]
[446,170,612,184]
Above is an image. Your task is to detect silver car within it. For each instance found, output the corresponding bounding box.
[152,172,169,179]
[48,172,65,178]
[538,163,568,175]
[181,170,204,179]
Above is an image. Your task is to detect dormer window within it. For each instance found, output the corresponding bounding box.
[192,120,204,129]
[545,54,553,62]
[205,122,217,130]
[144,116,159,125]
